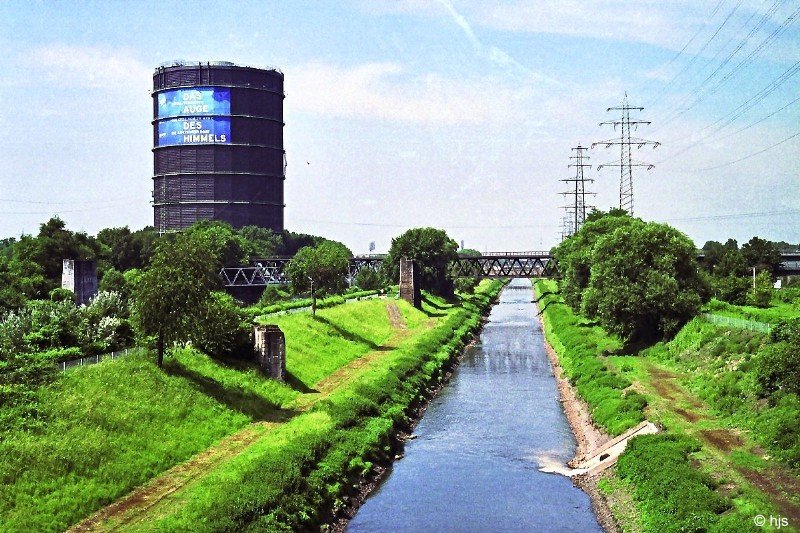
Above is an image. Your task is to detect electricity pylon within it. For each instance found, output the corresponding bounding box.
[560,144,594,236]
[592,93,659,215]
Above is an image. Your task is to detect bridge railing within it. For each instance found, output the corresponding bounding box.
[221,253,561,287]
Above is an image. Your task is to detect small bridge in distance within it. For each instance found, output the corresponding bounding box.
[219,252,559,287]
[220,252,800,288]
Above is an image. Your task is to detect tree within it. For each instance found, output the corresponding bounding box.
[99,268,128,298]
[749,270,773,308]
[382,227,459,296]
[756,319,800,397]
[354,267,383,291]
[14,217,102,287]
[189,291,250,357]
[581,222,708,344]
[239,225,282,258]
[553,210,640,311]
[741,236,782,274]
[285,241,351,315]
[711,275,750,305]
[96,226,159,271]
[130,232,220,367]
[185,220,249,269]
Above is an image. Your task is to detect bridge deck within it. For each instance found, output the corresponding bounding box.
[220,253,800,287]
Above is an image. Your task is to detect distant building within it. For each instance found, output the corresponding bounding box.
[152,61,285,232]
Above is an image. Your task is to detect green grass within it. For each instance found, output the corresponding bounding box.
[0,297,406,532]
[616,434,751,533]
[0,350,298,532]
[0,283,503,532]
[248,288,392,318]
[128,281,504,531]
[264,298,401,387]
[533,279,646,435]
[704,297,798,325]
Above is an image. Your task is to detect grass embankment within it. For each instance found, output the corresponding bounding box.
[0,350,298,532]
[703,297,798,326]
[534,279,646,436]
[248,288,390,317]
[534,280,800,532]
[128,280,503,531]
[0,281,502,531]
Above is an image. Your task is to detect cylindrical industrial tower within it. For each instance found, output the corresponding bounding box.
[152,61,285,232]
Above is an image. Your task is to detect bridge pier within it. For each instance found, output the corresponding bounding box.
[399,258,421,308]
[253,325,286,381]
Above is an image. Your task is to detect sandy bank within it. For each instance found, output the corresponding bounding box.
[538,313,620,533]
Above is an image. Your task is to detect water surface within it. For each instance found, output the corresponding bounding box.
[347,279,602,532]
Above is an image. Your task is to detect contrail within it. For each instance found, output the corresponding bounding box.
[434,0,561,86]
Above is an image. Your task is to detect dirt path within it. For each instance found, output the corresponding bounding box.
[643,361,800,524]
[292,302,412,410]
[72,301,417,532]
[69,421,280,532]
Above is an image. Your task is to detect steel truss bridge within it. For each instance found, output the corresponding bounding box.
[219,252,558,287]
[220,252,800,288]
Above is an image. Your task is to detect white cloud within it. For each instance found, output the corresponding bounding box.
[25,45,151,91]
[285,61,544,125]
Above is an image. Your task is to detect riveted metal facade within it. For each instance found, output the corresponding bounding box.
[152,62,285,232]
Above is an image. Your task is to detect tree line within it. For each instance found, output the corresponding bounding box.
[553,209,793,346]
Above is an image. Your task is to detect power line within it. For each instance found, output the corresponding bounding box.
[654,3,800,132]
[651,0,778,126]
[644,0,739,108]
[662,208,800,222]
[669,129,800,173]
[655,92,800,164]
[0,195,139,205]
[0,203,140,215]
[292,217,560,229]
[692,130,800,171]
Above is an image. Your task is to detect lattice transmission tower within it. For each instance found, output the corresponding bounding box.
[560,144,594,237]
[592,93,659,215]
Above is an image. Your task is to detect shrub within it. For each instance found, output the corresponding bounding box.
[258,285,291,306]
[748,270,773,308]
[353,268,384,291]
[711,275,749,305]
[617,434,731,531]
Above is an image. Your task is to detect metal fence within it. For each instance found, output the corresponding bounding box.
[701,313,772,334]
[58,347,147,372]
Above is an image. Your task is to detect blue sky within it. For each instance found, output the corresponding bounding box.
[0,0,798,253]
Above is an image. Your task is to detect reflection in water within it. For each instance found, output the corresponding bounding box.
[347,279,602,532]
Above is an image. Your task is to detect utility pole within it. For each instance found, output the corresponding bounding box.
[592,93,659,215]
[560,144,594,236]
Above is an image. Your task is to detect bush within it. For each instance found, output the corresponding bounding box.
[752,393,800,469]
[49,287,75,303]
[190,291,251,358]
[353,268,384,291]
[454,277,479,294]
[616,434,731,532]
[711,275,749,305]
[748,270,773,308]
[257,285,291,306]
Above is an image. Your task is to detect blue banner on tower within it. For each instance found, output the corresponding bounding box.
[157,117,231,146]
[156,88,231,118]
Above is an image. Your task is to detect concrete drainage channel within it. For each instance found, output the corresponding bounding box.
[540,421,660,477]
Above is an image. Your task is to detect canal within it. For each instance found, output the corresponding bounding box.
[347,278,602,532]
